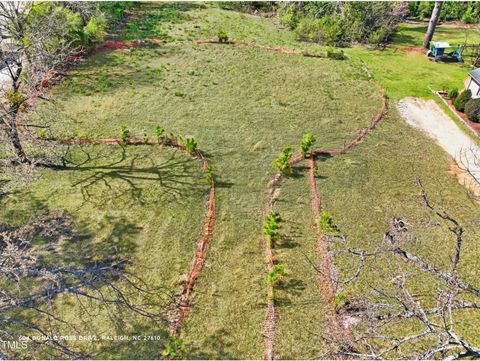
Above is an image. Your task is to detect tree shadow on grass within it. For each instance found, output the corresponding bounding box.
[57,144,206,207]
[94,321,170,360]
[120,2,205,41]
[278,235,300,249]
[278,278,307,297]
[0,209,176,359]
[392,33,417,46]
[287,165,308,179]
[182,327,237,359]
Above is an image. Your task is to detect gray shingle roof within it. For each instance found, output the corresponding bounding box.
[469,68,480,84]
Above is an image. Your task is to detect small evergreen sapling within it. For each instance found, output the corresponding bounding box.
[268,264,285,285]
[185,137,198,155]
[319,210,340,234]
[273,146,293,173]
[161,336,183,357]
[218,29,229,42]
[263,212,282,247]
[154,125,164,143]
[205,164,214,184]
[301,133,316,158]
[119,125,130,145]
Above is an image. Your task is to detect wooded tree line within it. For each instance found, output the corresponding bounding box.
[409,1,480,23]
[277,2,407,47]
[222,2,479,47]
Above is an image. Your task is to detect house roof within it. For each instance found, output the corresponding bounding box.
[432,41,451,48]
[469,68,480,83]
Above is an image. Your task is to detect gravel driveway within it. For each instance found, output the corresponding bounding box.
[398,97,480,196]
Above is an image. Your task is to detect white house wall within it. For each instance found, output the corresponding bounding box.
[468,78,480,99]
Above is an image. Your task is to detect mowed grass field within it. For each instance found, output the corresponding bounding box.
[2,2,480,358]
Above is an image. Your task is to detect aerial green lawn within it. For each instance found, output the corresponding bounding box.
[3,2,480,358]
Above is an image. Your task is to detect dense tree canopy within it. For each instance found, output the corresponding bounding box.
[0,2,131,166]
[408,1,480,23]
[278,2,406,46]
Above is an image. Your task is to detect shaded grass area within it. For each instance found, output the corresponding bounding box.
[394,22,480,48]
[0,144,208,359]
[14,2,480,358]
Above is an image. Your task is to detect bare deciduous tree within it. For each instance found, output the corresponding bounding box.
[0,212,174,358]
[0,2,96,165]
[326,178,480,360]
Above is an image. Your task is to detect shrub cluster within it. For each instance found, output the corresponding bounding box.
[407,1,479,23]
[465,98,480,123]
[454,89,472,112]
[273,146,293,173]
[263,212,282,247]
[217,2,277,14]
[278,2,405,47]
[327,48,346,60]
[449,88,459,100]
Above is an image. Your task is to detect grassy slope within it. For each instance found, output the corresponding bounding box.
[28,3,382,359]
[11,3,480,358]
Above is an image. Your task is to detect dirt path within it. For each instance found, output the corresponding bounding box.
[398,97,480,199]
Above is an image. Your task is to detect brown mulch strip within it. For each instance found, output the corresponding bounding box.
[403,46,426,55]
[262,172,282,361]
[307,156,344,341]
[172,173,215,336]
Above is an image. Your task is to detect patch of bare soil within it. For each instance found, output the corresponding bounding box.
[403,46,426,55]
